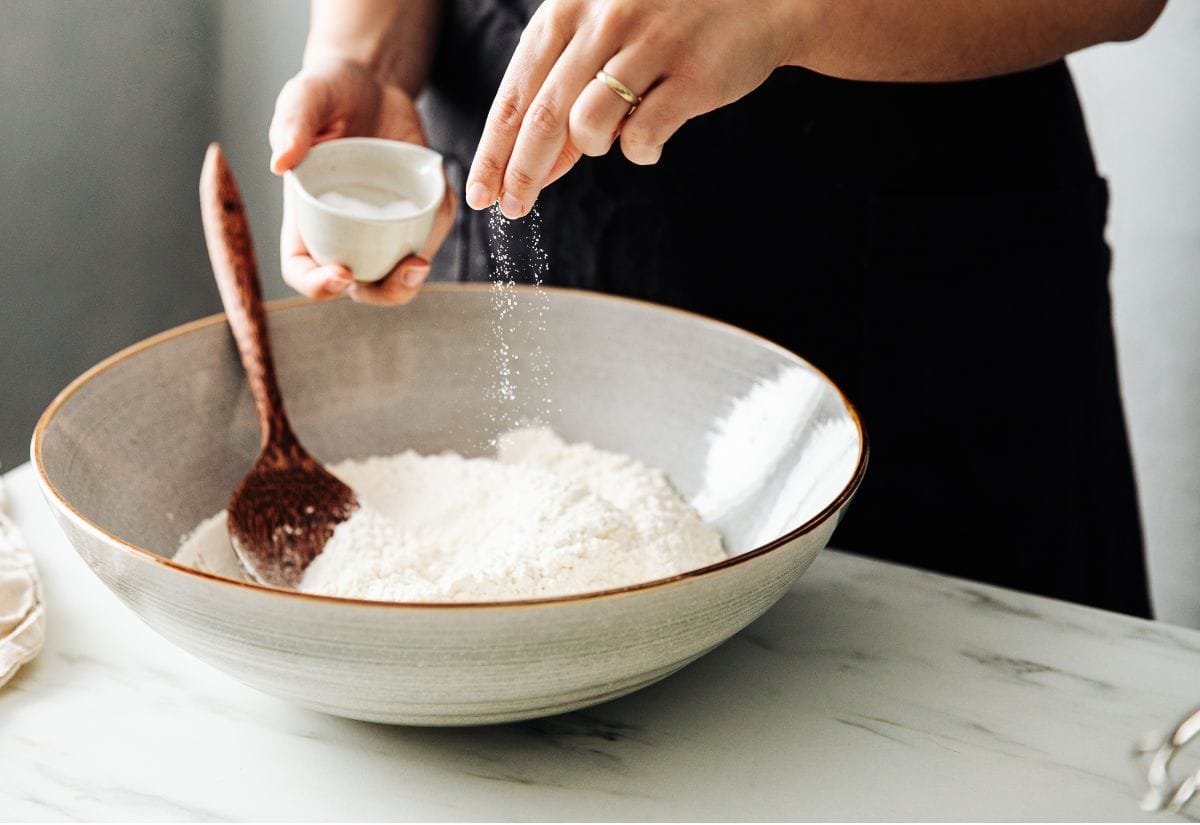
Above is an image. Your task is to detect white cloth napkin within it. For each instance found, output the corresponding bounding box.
[0,471,44,687]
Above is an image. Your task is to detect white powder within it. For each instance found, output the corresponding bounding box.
[483,203,555,429]
[317,190,420,219]
[174,427,726,602]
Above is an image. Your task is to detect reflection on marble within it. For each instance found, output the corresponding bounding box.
[3,462,1199,822]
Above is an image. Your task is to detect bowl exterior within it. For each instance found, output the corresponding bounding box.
[39,483,840,725]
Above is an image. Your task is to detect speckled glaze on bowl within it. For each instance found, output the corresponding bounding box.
[32,285,866,726]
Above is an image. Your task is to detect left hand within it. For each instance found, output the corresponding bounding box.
[464,0,797,219]
[269,58,457,305]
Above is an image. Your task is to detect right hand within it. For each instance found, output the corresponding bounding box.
[268,58,457,305]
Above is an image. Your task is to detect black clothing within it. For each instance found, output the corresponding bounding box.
[423,0,1153,617]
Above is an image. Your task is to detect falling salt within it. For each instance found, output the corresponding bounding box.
[484,204,557,439]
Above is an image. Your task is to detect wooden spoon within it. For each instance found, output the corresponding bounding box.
[199,142,358,587]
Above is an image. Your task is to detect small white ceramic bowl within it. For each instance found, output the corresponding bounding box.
[285,138,444,282]
[33,286,867,726]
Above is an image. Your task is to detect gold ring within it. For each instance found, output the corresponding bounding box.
[596,70,641,108]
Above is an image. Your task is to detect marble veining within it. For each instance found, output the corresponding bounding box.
[958,650,1120,693]
[953,585,1047,620]
[3,463,1200,821]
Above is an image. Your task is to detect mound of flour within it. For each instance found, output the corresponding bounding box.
[174,427,725,602]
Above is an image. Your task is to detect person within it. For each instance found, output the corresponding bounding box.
[268,0,1167,617]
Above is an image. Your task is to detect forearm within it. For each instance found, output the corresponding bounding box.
[305,0,443,96]
[782,0,1167,81]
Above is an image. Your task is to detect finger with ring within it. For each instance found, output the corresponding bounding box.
[570,59,655,157]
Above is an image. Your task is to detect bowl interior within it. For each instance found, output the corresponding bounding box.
[36,286,863,582]
[290,138,444,217]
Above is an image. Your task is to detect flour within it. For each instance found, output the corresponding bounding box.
[174,427,726,602]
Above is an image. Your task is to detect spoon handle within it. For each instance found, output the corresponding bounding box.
[200,142,295,455]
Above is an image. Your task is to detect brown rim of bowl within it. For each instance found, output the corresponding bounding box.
[31,283,869,611]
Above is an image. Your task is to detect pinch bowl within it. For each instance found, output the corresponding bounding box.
[285,137,444,282]
[33,285,866,726]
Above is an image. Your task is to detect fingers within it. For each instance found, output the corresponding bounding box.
[279,196,352,299]
[285,261,354,300]
[270,62,426,179]
[281,242,354,300]
[494,37,607,219]
[458,0,787,219]
[618,76,693,166]
[468,2,688,218]
[569,54,657,158]
[269,73,332,175]
[544,136,584,187]
[346,255,430,306]
[465,5,575,214]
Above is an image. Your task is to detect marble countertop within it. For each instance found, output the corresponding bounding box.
[2,461,1198,821]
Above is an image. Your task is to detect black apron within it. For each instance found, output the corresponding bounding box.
[422,0,1153,617]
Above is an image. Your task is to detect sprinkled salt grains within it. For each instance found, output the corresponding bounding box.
[484,204,556,434]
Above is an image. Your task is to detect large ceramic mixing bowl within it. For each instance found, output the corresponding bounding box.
[33,285,866,725]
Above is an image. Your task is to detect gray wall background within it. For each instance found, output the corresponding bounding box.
[2,1,1197,626]
[1,1,222,472]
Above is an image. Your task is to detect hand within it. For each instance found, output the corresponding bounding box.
[464,0,795,219]
[268,58,457,305]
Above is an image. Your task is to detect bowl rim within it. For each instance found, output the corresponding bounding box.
[32,283,869,611]
[284,137,445,223]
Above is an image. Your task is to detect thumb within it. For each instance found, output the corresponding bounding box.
[268,74,329,175]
